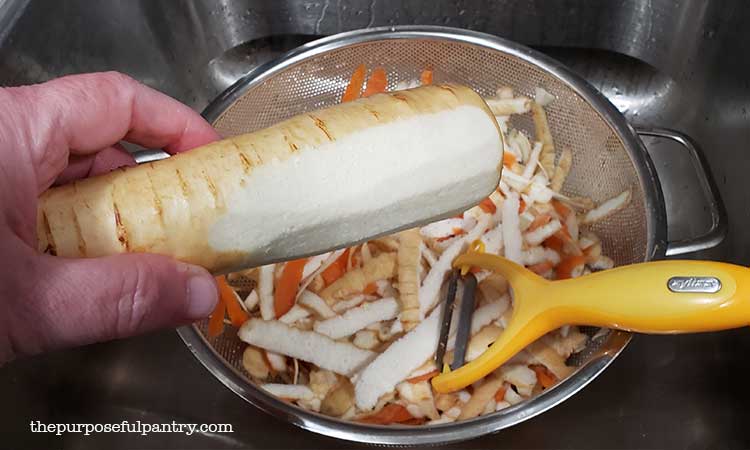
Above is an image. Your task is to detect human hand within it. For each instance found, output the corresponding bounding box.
[0,72,221,364]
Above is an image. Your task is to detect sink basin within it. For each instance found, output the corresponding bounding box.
[2,1,750,449]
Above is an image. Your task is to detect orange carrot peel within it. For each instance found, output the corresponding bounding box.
[406,370,439,384]
[217,276,249,327]
[363,282,379,296]
[363,67,388,97]
[527,214,552,232]
[342,64,366,102]
[358,403,414,424]
[420,68,433,85]
[544,233,565,253]
[555,255,586,280]
[274,258,308,317]
[528,261,554,275]
[530,364,558,389]
[208,284,226,338]
[494,385,508,402]
[479,197,497,214]
[321,249,350,285]
[551,199,571,218]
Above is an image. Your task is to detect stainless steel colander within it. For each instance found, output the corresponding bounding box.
[176,26,725,445]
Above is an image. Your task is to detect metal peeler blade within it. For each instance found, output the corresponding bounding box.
[435,270,478,371]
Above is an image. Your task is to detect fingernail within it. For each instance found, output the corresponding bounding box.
[186,272,218,319]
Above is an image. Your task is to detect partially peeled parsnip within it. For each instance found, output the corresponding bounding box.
[37,84,503,274]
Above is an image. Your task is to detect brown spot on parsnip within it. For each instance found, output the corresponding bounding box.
[364,106,380,120]
[309,115,333,141]
[146,171,166,230]
[283,134,299,151]
[203,171,220,207]
[71,207,86,256]
[40,210,56,256]
[112,201,130,251]
[238,153,252,173]
[438,85,460,99]
[175,169,190,198]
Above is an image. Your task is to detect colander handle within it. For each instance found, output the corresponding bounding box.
[636,128,727,256]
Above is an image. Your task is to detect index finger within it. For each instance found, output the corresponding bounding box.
[40,71,221,154]
[9,71,221,191]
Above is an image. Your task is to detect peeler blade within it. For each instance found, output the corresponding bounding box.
[435,270,460,370]
[451,273,478,370]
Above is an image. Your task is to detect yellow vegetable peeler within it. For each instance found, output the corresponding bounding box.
[431,251,750,394]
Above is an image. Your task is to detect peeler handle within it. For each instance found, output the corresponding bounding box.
[548,260,750,333]
[432,255,750,393]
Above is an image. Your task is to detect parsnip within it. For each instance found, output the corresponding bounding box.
[308,275,325,293]
[321,378,355,417]
[372,237,400,252]
[396,228,421,330]
[361,243,373,264]
[258,264,276,320]
[544,329,588,359]
[354,306,442,410]
[531,102,556,177]
[486,97,531,115]
[499,365,537,396]
[478,273,509,303]
[298,290,336,319]
[465,325,504,362]
[319,252,397,304]
[296,249,345,301]
[526,340,574,380]
[353,330,380,350]
[534,87,556,106]
[313,297,400,340]
[582,190,632,224]
[239,319,375,376]
[550,147,572,192]
[521,142,543,180]
[434,393,458,412]
[457,374,506,420]
[243,289,259,311]
[261,384,313,400]
[37,85,503,274]
[242,346,270,379]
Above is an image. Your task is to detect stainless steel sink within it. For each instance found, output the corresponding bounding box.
[2,1,750,448]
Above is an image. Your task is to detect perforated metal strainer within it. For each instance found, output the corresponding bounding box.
[176,26,725,445]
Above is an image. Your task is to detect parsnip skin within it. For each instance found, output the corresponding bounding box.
[37,84,502,274]
[396,228,422,330]
[531,102,556,177]
[319,252,397,304]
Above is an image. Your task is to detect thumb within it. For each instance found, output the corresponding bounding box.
[20,253,218,354]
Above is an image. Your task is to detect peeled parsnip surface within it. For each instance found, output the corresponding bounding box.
[37,84,503,274]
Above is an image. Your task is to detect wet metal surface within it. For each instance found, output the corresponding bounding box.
[1,0,749,448]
